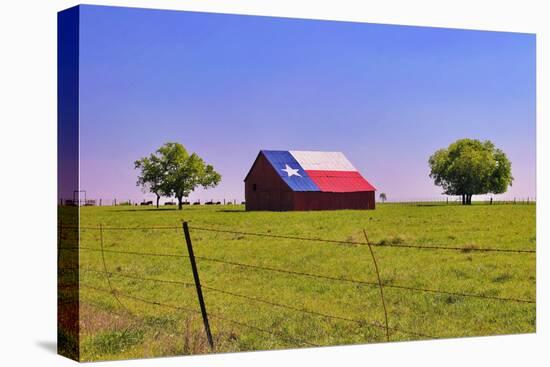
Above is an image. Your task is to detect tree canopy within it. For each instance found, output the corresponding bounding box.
[134,154,165,208]
[134,143,221,209]
[428,138,513,205]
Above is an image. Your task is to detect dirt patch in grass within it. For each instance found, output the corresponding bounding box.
[460,243,479,253]
[376,235,406,246]
[492,273,514,283]
[80,302,134,336]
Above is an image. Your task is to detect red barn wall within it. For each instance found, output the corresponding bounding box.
[293,191,375,211]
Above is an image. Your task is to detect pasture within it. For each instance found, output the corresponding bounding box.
[58,203,536,361]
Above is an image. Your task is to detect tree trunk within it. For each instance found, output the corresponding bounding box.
[461,194,465,205]
[156,194,160,208]
[177,196,183,210]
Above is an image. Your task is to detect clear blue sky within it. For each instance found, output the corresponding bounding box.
[78,5,536,203]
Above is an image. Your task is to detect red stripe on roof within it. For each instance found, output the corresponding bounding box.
[305,170,376,192]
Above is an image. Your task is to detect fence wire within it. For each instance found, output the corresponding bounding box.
[79,283,318,347]
[59,246,535,304]
[59,222,535,351]
[60,224,535,253]
[187,225,536,254]
[61,266,434,340]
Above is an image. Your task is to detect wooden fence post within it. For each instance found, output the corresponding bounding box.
[182,221,214,350]
[58,218,63,264]
[363,230,390,342]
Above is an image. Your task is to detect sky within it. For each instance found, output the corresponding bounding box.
[77,5,536,203]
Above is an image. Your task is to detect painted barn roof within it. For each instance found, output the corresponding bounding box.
[256,150,376,193]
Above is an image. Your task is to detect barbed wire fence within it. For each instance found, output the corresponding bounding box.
[58,222,536,352]
[381,198,536,206]
[58,197,536,207]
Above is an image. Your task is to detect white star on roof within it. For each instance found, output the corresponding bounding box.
[282,164,301,177]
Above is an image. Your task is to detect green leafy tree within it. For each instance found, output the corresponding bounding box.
[157,142,221,210]
[134,154,165,208]
[379,193,387,203]
[428,138,513,205]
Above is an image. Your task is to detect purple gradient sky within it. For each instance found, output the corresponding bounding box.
[78,5,536,203]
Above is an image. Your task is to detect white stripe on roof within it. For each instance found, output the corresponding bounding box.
[289,151,357,171]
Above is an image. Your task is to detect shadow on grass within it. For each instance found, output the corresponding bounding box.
[110,207,247,213]
[112,208,180,212]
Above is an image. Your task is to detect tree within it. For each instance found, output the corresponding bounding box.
[379,193,387,203]
[428,138,513,205]
[157,142,221,210]
[134,153,165,208]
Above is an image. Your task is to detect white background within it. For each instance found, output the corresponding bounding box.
[0,0,547,365]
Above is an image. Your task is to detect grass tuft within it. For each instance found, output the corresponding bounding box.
[87,329,145,355]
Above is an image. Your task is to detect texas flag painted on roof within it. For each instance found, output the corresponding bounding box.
[261,150,376,192]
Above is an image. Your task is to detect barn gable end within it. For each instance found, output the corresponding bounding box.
[244,152,294,211]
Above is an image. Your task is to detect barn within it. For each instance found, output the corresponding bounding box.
[244,150,376,211]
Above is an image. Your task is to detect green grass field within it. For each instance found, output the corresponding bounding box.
[58,203,536,361]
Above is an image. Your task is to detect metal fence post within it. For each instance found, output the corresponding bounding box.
[182,221,214,350]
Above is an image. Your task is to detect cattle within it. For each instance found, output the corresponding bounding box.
[140,201,153,206]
